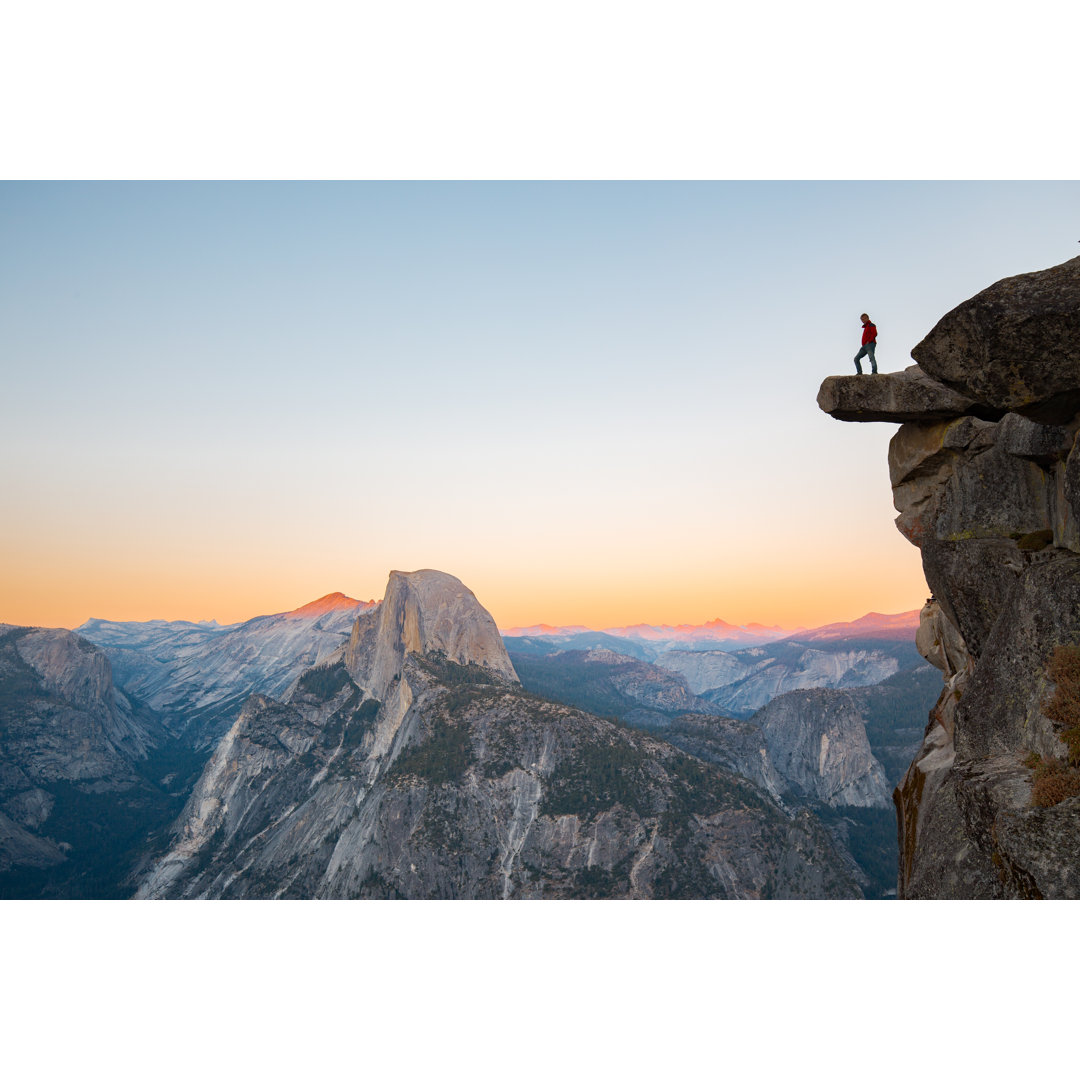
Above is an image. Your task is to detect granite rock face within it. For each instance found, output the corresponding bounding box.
[138,572,860,899]
[819,255,1080,898]
[753,690,892,808]
[347,570,518,702]
[653,649,750,696]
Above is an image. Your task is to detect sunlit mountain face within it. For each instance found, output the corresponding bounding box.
[791,611,921,642]
[284,593,378,620]
[76,593,379,747]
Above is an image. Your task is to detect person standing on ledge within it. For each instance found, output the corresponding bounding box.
[854,313,878,374]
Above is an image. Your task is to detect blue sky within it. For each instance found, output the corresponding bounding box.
[2,181,1078,627]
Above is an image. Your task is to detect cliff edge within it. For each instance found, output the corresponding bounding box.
[819,255,1080,898]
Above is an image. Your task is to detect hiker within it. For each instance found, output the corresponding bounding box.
[854,313,878,374]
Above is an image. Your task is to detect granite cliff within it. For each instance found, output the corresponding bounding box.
[138,570,860,899]
[751,690,892,809]
[819,255,1080,898]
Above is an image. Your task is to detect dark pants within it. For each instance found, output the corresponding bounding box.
[854,342,877,374]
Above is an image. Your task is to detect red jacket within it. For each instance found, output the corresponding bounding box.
[861,321,877,345]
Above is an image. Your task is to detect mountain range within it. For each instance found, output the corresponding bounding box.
[502,611,917,651]
[78,593,374,746]
[9,253,1076,900]
[506,612,924,719]
[2,579,931,899]
[136,571,861,899]
[503,617,791,650]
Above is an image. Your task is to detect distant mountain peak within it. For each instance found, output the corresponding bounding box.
[285,592,374,619]
[789,610,921,642]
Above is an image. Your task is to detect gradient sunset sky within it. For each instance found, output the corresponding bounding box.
[2,181,1077,630]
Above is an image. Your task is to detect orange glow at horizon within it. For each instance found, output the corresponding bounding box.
[477,561,928,632]
[1,435,929,633]
[0,540,929,634]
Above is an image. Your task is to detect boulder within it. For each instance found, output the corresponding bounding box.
[911,255,1080,424]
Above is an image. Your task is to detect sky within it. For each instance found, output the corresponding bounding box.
[2,180,1078,631]
[6,4,1079,1066]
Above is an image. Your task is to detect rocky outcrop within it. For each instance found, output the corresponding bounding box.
[139,571,860,899]
[819,255,1080,898]
[817,364,998,423]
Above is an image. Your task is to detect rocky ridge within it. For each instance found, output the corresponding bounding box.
[819,254,1080,898]
[79,593,374,746]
